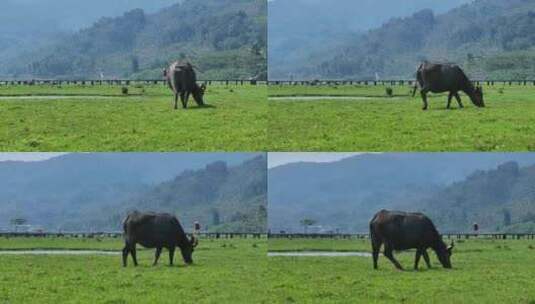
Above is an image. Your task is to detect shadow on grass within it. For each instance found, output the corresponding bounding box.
[172,104,217,111]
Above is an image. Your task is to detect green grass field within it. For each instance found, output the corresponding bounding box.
[268,237,535,303]
[0,84,266,151]
[0,237,269,303]
[268,84,535,151]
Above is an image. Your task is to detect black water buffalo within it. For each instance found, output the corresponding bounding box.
[370,210,454,270]
[163,61,206,109]
[122,211,198,267]
[413,62,484,110]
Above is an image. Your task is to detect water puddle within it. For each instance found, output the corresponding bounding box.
[269,96,401,101]
[268,251,372,257]
[0,250,120,255]
[0,95,136,100]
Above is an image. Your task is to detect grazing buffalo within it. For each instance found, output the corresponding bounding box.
[369,210,454,270]
[122,211,198,267]
[163,61,207,109]
[413,62,484,110]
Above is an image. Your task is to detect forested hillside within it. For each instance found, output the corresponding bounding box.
[3,0,266,80]
[0,153,265,233]
[121,155,267,233]
[268,0,469,80]
[0,0,181,78]
[421,162,535,233]
[279,0,535,80]
[268,153,535,233]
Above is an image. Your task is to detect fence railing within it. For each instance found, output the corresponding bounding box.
[268,80,535,86]
[0,232,267,239]
[268,233,535,240]
[2,232,533,240]
[4,79,535,87]
[0,79,266,86]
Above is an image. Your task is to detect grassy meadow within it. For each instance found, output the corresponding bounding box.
[0,83,267,151]
[268,84,535,151]
[0,237,269,303]
[268,237,535,303]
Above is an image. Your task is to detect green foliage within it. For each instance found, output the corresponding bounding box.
[0,84,267,151]
[268,238,535,303]
[302,1,535,80]
[0,238,269,303]
[419,160,535,232]
[122,156,267,233]
[268,84,535,151]
[9,0,266,80]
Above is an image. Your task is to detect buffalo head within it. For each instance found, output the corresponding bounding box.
[472,86,485,107]
[180,234,199,265]
[192,83,207,106]
[436,240,454,268]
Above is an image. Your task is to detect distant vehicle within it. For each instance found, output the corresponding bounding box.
[413,62,485,110]
[163,61,206,109]
[369,210,454,270]
[122,211,198,267]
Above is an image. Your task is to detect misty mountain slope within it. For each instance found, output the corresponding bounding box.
[268,153,535,233]
[3,0,266,80]
[0,0,181,75]
[279,0,535,80]
[268,0,471,80]
[0,153,259,231]
[420,162,535,233]
[119,155,267,233]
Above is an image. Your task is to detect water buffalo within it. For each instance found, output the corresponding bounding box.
[370,210,454,270]
[163,61,207,109]
[122,211,198,267]
[413,62,484,110]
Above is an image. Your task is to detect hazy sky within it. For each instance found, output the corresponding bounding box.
[0,153,68,162]
[268,153,369,168]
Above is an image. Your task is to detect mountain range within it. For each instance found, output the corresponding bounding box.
[1,0,266,80]
[268,153,535,233]
[269,0,535,80]
[0,153,266,233]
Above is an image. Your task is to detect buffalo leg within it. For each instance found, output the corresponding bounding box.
[174,93,179,110]
[180,92,187,109]
[454,93,464,108]
[183,92,190,109]
[153,247,162,266]
[371,239,382,269]
[131,247,138,267]
[122,245,130,267]
[447,93,453,109]
[168,247,175,266]
[384,243,403,270]
[414,249,422,270]
[422,250,432,268]
[412,85,418,97]
[420,90,429,111]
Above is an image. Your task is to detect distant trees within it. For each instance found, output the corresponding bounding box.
[300,218,317,234]
[10,218,28,232]
[22,1,265,79]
